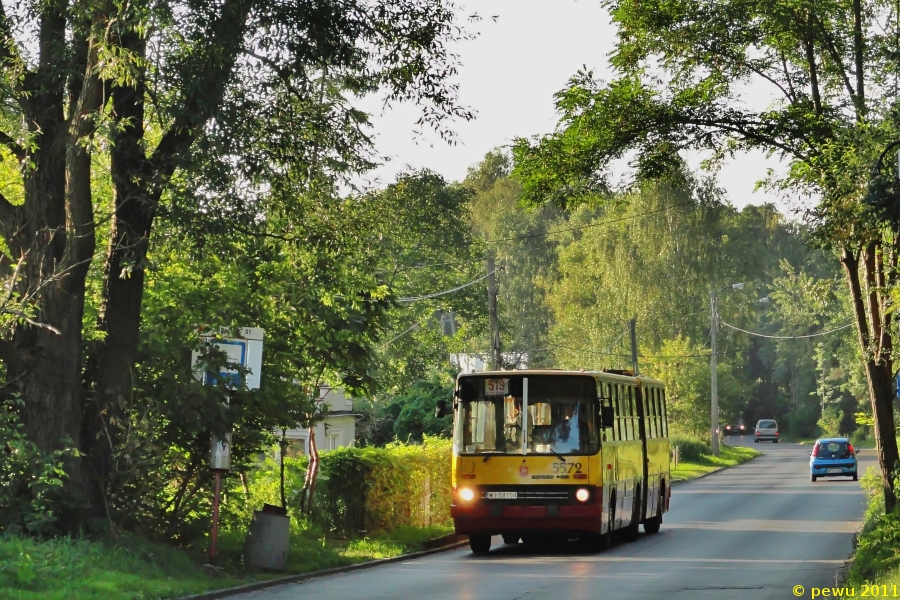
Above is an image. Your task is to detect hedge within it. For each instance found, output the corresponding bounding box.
[224,436,452,538]
[317,436,451,535]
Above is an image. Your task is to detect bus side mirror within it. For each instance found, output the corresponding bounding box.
[600,405,614,428]
[434,399,447,419]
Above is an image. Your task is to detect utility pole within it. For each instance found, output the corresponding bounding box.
[629,318,639,376]
[486,251,501,370]
[710,289,720,457]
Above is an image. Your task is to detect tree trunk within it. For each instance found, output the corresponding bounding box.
[300,429,319,515]
[4,5,94,522]
[842,247,899,512]
[84,28,151,510]
[88,0,254,506]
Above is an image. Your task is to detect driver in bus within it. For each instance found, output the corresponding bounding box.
[551,402,582,453]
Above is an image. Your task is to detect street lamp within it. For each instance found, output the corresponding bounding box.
[710,282,743,457]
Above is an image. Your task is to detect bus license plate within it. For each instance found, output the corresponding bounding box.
[826,469,842,474]
[485,492,517,499]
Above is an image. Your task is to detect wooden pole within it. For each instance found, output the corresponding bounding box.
[486,251,501,370]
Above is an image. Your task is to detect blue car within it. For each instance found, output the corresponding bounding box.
[809,438,858,482]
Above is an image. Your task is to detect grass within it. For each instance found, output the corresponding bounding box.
[0,534,241,600]
[0,523,456,600]
[670,443,760,483]
[845,466,900,587]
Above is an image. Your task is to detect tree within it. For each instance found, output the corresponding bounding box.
[0,0,473,527]
[513,0,900,511]
[465,150,563,368]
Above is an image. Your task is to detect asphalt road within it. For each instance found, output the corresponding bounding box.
[233,437,875,600]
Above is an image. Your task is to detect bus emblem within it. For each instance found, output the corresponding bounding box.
[519,465,529,477]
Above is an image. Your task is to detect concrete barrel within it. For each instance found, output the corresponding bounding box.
[242,508,290,571]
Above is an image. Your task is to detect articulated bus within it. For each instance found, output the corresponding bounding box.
[446,369,670,554]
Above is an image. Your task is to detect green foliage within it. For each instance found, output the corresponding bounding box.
[220,438,451,540]
[357,378,453,446]
[0,534,237,599]
[391,380,453,443]
[669,435,711,462]
[465,150,562,367]
[817,406,843,438]
[511,0,900,505]
[316,437,452,536]
[848,467,900,583]
[0,401,74,537]
[363,170,484,394]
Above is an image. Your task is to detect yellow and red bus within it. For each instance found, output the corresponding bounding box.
[445,369,670,554]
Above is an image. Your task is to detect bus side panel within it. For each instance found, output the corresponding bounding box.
[612,441,643,529]
[646,437,670,518]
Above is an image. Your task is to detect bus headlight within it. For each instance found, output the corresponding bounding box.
[459,487,475,502]
[575,488,590,503]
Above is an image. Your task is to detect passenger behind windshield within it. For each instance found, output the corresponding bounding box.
[529,400,593,455]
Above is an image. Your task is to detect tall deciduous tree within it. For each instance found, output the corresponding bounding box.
[0,0,471,526]
[513,0,900,512]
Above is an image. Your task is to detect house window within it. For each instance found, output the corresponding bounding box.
[285,438,307,458]
[328,430,342,450]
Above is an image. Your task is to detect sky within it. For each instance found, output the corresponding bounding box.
[353,0,799,214]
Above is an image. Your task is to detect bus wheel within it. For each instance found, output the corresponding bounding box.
[643,508,662,534]
[469,535,491,555]
[502,534,520,545]
[644,486,663,534]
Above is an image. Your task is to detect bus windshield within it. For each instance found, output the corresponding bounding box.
[455,375,598,456]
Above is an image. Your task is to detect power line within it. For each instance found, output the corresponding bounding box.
[396,267,502,303]
[380,322,422,348]
[546,341,709,359]
[718,317,854,340]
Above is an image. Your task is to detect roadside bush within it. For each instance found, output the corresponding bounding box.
[669,434,710,462]
[318,436,451,535]
[849,428,871,447]
[0,399,74,536]
[846,466,900,584]
[222,436,452,539]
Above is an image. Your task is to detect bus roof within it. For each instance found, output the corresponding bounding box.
[457,369,664,386]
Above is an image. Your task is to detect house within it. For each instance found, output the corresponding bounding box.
[283,387,358,457]
[450,352,528,372]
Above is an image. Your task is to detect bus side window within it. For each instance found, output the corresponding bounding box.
[600,383,611,443]
[653,388,661,439]
[611,384,621,441]
[615,385,624,442]
[655,389,664,438]
[646,388,656,439]
[625,386,635,441]
[660,389,668,437]
[633,386,640,441]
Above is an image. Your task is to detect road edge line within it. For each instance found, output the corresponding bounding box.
[177,538,470,600]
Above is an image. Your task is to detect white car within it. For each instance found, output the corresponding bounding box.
[755,419,779,443]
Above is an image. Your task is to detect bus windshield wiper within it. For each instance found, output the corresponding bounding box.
[529,432,566,463]
[480,450,506,462]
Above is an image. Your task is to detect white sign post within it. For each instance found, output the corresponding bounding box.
[192,326,264,564]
